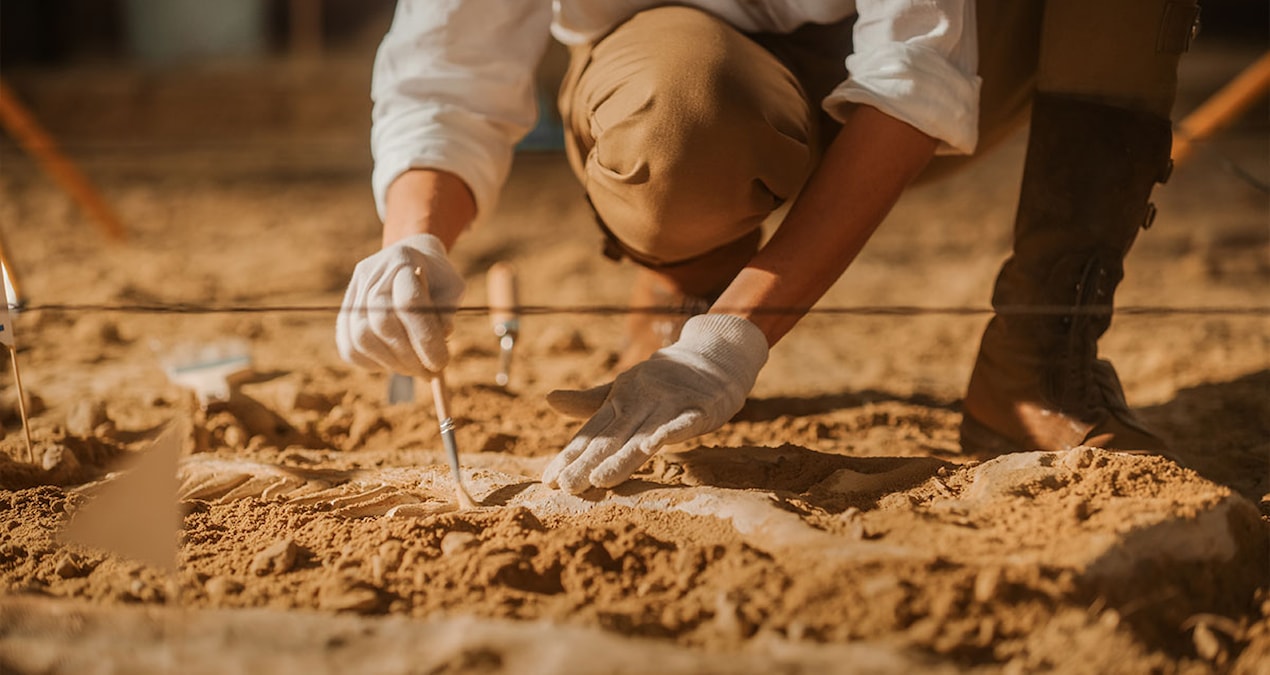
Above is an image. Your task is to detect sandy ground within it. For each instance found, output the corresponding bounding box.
[0,37,1266,674]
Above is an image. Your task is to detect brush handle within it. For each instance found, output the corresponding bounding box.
[429,372,451,423]
[429,372,478,508]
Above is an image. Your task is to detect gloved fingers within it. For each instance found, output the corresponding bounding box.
[356,263,445,376]
[337,283,399,373]
[588,408,706,488]
[546,382,613,418]
[392,268,450,373]
[358,308,429,376]
[642,407,712,451]
[556,434,623,495]
[588,442,656,489]
[541,403,616,487]
[555,406,651,495]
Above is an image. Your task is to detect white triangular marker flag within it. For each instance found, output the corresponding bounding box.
[59,425,182,572]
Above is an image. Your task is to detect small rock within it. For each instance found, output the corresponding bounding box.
[41,444,81,475]
[67,400,111,436]
[53,553,86,579]
[222,425,245,449]
[318,578,383,614]
[204,576,245,599]
[440,531,479,556]
[250,539,301,576]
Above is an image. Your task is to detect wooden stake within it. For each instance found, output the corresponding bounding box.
[0,79,127,242]
[7,347,34,464]
[1173,51,1270,165]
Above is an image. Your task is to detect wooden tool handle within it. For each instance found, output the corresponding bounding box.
[1173,51,1270,165]
[487,262,519,328]
[0,80,127,241]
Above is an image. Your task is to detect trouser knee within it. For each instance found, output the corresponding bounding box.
[560,6,814,265]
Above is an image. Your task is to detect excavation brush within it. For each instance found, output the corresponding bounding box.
[430,373,477,509]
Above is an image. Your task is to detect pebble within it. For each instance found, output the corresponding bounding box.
[222,425,245,450]
[53,553,86,579]
[41,444,81,475]
[204,576,245,599]
[250,539,300,576]
[440,531,479,556]
[318,578,382,614]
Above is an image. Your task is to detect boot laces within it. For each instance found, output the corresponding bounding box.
[1055,257,1117,415]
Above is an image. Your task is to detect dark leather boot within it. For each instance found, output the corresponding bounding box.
[961,94,1176,457]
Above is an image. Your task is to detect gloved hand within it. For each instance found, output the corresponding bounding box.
[542,314,769,494]
[336,233,466,377]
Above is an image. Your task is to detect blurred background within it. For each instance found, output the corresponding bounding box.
[0,0,571,189]
[1,0,1263,188]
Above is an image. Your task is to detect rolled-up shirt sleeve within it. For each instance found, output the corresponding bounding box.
[823,0,981,155]
[371,0,552,222]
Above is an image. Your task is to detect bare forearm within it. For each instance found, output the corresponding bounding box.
[712,105,938,344]
[381,169,477,250]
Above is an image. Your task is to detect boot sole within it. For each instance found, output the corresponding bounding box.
[960,410,1184,465]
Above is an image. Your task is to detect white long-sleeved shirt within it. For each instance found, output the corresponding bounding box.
[371,0,980,221]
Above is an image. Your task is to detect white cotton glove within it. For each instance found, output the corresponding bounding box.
[542,314,769,494]
[336,233,466,377]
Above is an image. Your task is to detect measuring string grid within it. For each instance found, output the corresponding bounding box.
[7,303,1270,319]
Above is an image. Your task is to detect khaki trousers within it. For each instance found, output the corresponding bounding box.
[559,1,1199,268]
